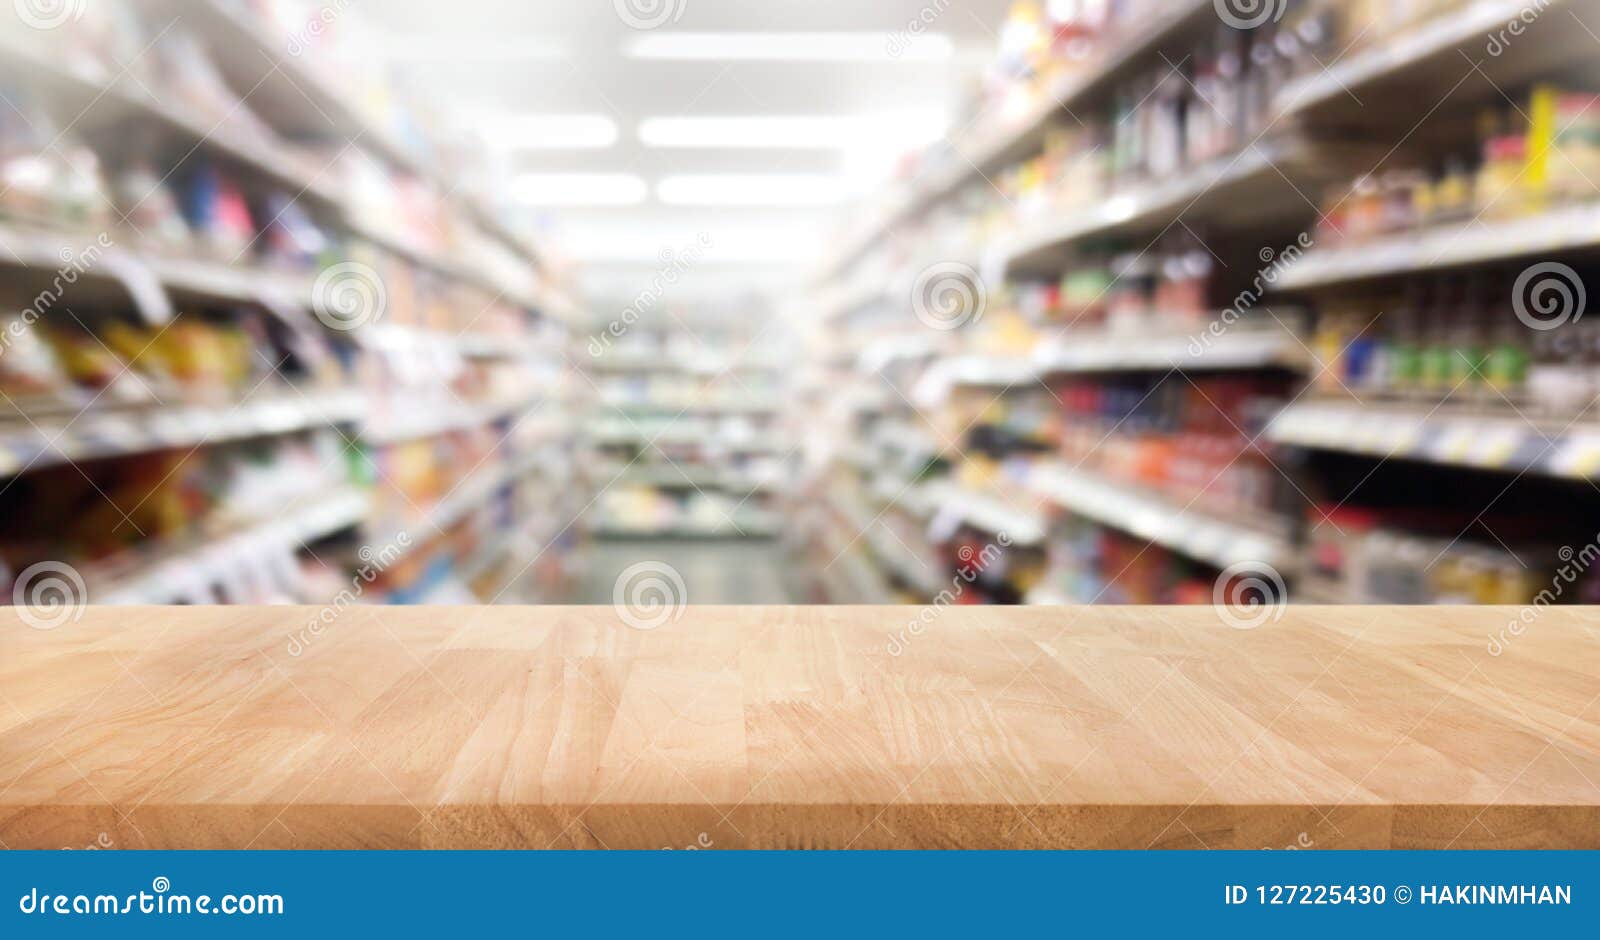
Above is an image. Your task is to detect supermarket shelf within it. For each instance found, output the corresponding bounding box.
[1275,0,1585,121]
[1027,461,1298,573]
[858,333,943,373]
[367,450,545,558]
[0,43,539,311]
[588,424,787,454]
[0,390,366,478]
[814,524,899,604]
[1034,326,1309,374]
[364,324,542,360]
[457,511,562,586]
[1267,400,1600,479]
[912,353,1038,406]
[989,140,1314,277]
[612,467,783,494]
[920,479,1047,546]
[95,486,370,604]
[1277,203,1600,289]
[865,472,940,519]
[0,220,329,316]
[816,0,1213,280]
[344,217,541,310]
[600,396,786,416]
[182,0,431,181]
[586,352,786,375]
[915,0,1214,206]
[0,32,344,214]
[362,394,545,445]
[182,0,542,269]
[0,221,521,330]
[144,255,317,306]
[825,489,942,595]
[864,525,943,596]
[821,272,892,322]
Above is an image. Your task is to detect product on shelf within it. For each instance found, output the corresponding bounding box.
[1303,501,1599,605]
[0,428,350,573]
[1315,85,1600,247]
[1307,272,1600,415]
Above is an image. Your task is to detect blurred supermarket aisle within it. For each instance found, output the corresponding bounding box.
[4,0,1600,615]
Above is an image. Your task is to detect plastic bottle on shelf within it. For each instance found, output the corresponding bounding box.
[1483,277,1530,403]
[1418,279,1458,401]
[1446,274,1489,402]
[1387,282,1426,399]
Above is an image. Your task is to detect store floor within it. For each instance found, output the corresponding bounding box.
[571,538,792,605]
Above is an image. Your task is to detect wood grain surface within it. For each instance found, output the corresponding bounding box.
[1,605,1597,849]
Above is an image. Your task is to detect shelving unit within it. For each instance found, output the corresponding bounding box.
[816,0,1216,282]
[581,327,791,544]
[1027,462,1298,573]
[0,1,580,610]
[1267,401,1600,479]
[1276,203,1600,289]
[799,0,1600,608]
[988,140,1318,278]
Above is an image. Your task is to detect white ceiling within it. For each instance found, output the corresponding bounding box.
[369,0,1012,315]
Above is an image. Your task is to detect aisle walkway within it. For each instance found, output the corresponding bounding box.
[572,538,792,605]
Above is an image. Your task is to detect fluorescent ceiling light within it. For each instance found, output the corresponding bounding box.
[639,112,948,149]
[657,174,847,207]
[624,31,954,62]
[483,115,618,150]
[511,173,647,206]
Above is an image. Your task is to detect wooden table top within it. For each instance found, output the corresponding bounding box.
[2,605,1597,849]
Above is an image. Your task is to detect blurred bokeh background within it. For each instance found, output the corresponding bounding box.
[1,0,1598,615]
